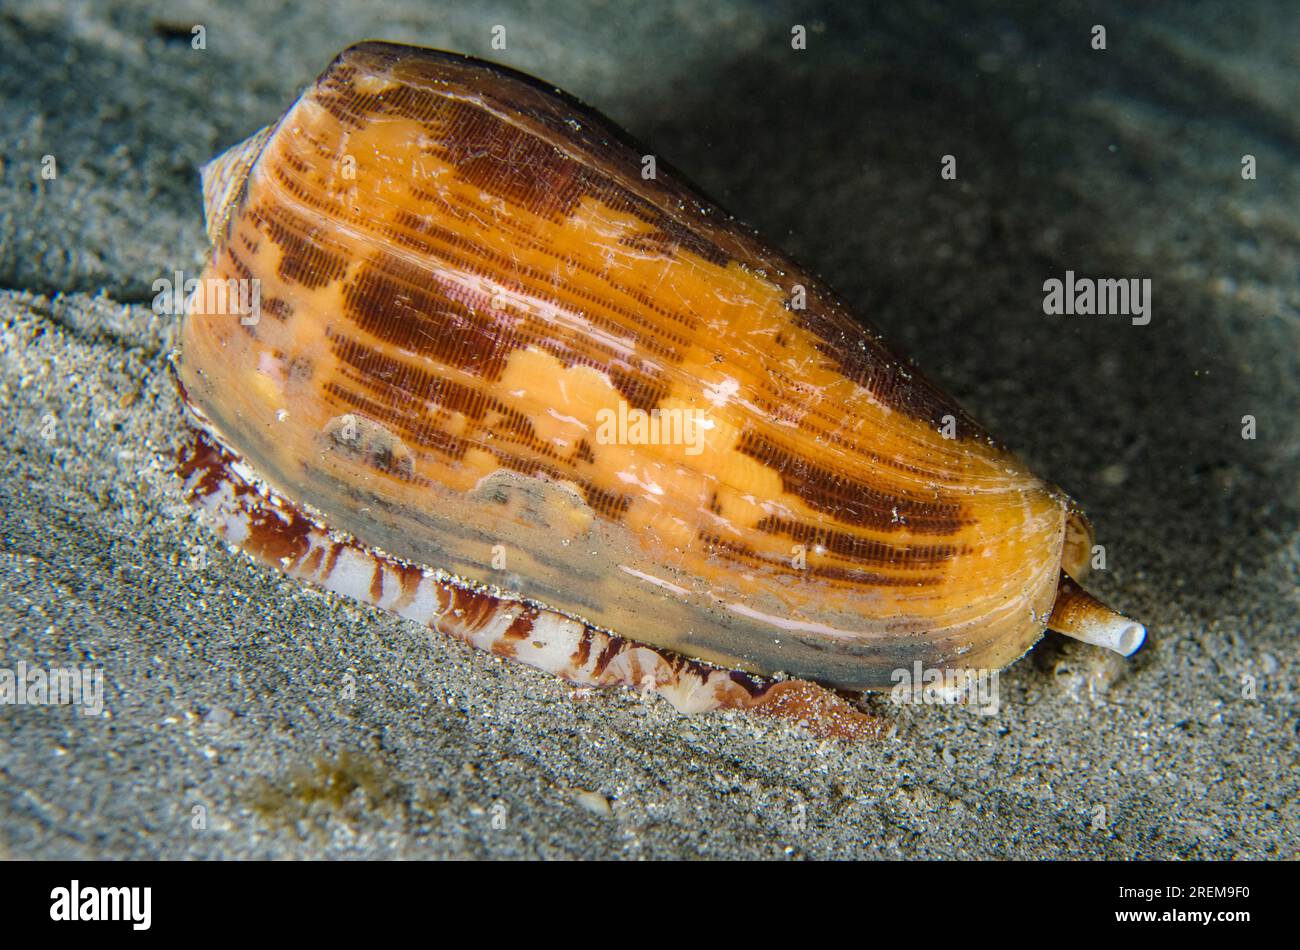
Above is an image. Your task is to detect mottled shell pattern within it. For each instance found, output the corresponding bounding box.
[177,42,1144,734]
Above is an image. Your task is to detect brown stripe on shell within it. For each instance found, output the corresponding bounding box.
[343,259,518,379]
[699,533,942,587]
[754,516,963,569]
[254,203,347,289]
[737,431,968,535]
[375,207,697,357]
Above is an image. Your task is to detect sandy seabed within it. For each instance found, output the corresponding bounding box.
[0,0,1296,858]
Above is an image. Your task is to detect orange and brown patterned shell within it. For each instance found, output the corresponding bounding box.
[178,41,1085,690]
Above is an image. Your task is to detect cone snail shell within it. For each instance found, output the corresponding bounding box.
[176,42,1145,737]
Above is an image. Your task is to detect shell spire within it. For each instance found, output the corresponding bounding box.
[199,125,272,244]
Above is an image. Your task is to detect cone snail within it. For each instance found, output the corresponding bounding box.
[176,42,1146,739]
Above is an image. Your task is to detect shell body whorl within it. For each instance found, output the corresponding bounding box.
[178,42,1141,694]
